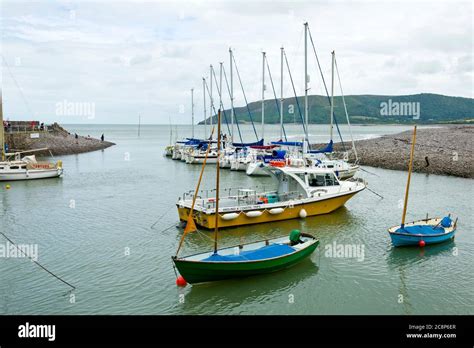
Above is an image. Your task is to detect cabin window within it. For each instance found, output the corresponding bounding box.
[308,173,339,187]
[308,174,325,187]
[324,173,338,186]
[10,166,19,169]
[295,173,306,184]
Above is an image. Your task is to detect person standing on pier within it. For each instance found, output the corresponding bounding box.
[101,134,104,142]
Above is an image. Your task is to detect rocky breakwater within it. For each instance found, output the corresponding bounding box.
[5,123,115,156]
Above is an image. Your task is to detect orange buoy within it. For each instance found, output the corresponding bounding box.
[419,240,426,247]
[176,275,187,287]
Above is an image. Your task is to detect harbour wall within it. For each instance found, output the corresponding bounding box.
[4,123,115,156]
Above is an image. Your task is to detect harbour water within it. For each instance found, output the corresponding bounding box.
[0,124,472,315]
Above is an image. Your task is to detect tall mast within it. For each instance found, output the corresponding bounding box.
[0,89,4,161]
[191,88,194,138]
[280,47,284,140]
[169,115,172,145]
[210,65,213,133]
[138,114,141,137]
[330,50,335,142]
[202,79,207,139]
[213,109,221,253]
[219,63,223,116]
[401,126,417,229]
[304,22,309,145]
[261,51,266,140]
[229,48,234,144]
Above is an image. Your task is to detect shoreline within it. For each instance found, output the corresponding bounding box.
[324,125,473,178]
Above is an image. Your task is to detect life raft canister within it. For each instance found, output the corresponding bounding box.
[269,160,285,167]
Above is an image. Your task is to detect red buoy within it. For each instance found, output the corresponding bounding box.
[419,240,426,247]
[176,275,187,287]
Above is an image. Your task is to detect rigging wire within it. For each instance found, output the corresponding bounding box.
[1,55,35,117]
[231,53,259,141]
[306,26,346,151]
[334,57,358,162]
[265,56,288,141]
[0,231,76,290]
[283,50,308,140]
[210,65,232,136]
[221,65,243,143]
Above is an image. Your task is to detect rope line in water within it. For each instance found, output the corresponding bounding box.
[0,231,76,290]
[365,186,384,200]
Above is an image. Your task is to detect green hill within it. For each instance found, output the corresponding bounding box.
[200,93,473,125]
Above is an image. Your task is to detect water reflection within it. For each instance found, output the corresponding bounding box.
[181,259,319,314]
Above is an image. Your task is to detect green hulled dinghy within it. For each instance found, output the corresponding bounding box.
[173,232,319,284]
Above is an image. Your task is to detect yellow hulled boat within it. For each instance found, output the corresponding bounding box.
[177,165,366,229]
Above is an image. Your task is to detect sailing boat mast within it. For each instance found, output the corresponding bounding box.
[261,51,266,141]
[210,65,213,133]
[138,114,141,137]
[304,22,309,145]
[213,109,221,253]
[191,88,195,138]
[401,126,417,229]
[168,115,173,145]
[202,79,207,139]
[330,51,335,142]
[280,47,284,141]
[0,89,4,161]
[229,48,234,144]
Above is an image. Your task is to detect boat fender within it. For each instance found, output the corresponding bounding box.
[269,208,284,215]
[299,209,307,218]
[245,211,263,218]
[221,212,240,220]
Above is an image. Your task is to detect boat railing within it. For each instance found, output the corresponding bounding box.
[181,187,302,209]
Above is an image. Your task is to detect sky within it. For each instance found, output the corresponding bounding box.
[1,0,472,124]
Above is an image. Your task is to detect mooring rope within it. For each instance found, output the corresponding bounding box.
[0,231,75,290]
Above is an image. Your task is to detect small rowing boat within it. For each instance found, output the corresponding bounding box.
[388,126,458,247]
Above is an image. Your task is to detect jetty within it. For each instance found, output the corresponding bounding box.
[327,125,473,178]
[3,121,115,156]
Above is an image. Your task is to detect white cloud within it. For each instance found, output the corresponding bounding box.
[1,0,472,124]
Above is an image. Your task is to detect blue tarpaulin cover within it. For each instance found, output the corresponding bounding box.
[308,140,334,153]
[271,141,303,147]
[396,225,445,235]
[202,244,295,262]
[233,139,264,148]
[441,216,452,228]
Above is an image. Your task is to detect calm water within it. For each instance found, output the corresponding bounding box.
[0,124,472,315]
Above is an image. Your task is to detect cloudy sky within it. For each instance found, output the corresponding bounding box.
[1,0,472,124]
